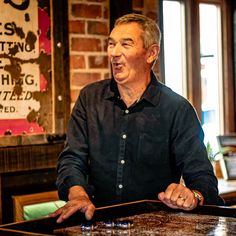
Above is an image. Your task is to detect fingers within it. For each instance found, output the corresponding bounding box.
[56,203,79,223]
[50,200,95,223]
[48,208,63,218]
[158,183,197,211]
[84,204,96,220]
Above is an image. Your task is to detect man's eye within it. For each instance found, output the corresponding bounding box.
[122,43,131,47]
[108,42,115,47]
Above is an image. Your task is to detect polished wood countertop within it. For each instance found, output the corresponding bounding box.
[0,200,235,235]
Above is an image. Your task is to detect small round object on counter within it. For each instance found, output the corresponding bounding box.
[80,221,97,231]
[103,220,116,228]
[115,220,133,229]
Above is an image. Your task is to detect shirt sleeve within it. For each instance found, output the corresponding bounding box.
[171,101,224,205]
[56,90,90,201]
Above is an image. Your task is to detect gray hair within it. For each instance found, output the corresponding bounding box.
[114,13,161,49]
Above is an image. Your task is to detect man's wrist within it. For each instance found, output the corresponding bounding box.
[192,190,204,205]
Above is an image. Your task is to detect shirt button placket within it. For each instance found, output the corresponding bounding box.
[116,133,127,196]
[117,109,129,198]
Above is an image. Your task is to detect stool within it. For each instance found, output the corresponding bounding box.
[12,191,66,222]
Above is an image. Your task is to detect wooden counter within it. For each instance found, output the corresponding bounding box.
[0,200,235,235]
[218,178,236,206]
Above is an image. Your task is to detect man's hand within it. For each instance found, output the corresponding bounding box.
[158,183,199,211]
[49,186,95,223]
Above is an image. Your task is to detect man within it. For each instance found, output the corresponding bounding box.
[51,13,224,223]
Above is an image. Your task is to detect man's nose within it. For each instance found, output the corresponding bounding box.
[111,44,122,57]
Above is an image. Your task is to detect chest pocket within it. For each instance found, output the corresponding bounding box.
[137,133,169,164]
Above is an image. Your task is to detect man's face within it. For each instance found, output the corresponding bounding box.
[107,22,149,85]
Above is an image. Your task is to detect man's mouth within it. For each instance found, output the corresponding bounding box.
[112,62,123,70]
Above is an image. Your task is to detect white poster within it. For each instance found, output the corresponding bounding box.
[0,0,40,119]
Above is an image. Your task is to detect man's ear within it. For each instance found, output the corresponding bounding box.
[146,44,160,64]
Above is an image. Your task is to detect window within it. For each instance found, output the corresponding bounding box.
[161,0,233,153]
[199,3,223,151]
[163,0,187,97]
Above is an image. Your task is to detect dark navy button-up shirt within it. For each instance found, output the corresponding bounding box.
[56,72,224,206]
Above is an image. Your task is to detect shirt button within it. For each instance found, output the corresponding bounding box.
[125,109,129,114]
[122,134,127,139]
[118,184,123,189]
[120,159,125,164]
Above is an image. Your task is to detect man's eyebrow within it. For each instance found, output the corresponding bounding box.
[107,37,134,43]
[108,37,114,42]
[121,38,134,43]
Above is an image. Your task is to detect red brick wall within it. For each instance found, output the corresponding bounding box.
[68,0,159,108]
[68,0,110,107]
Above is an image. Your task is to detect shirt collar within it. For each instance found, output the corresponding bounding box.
[105,71,161,106]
